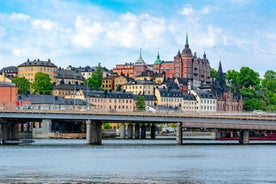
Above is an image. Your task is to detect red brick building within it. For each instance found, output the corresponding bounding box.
[0,82,18,110]
[154,33,211,87]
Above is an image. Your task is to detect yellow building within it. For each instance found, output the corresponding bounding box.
[114,75,128,91]
[123,80,158,96]
[0,74,12,83]
[18,59,58,83]
[135,70,165,85]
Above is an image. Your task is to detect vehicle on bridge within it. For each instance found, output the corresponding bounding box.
[253,110,266,115]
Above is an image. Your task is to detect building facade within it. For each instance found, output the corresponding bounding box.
[18,59,58,83]
[153,34,211,87]
[74,90,134,112]
[123,80,157,96]
[0,82,18,110]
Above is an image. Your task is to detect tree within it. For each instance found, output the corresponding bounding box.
[238,67,260,89]
[226,70,239,84]
[210,68,218,79]
[12,77,30,94]
[136,95,146,110]
[32,72,53,94]
[262,70,276,91]
[85,63,103,90]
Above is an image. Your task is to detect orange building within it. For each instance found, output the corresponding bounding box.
[0,82,18,110]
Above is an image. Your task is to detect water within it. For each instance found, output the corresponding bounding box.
[1,139,276,183]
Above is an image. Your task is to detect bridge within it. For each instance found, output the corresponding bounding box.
[1,110,276,145]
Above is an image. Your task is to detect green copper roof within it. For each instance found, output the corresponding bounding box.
[186,32,189,45]
[154,50,162,64]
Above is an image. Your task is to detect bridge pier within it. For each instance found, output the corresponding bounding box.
[120,123,126,139]
[150,124,156,139]
[134,123,140,139]
[239,130,249,144]
[128,124,133,139]
[41,119,52,138]
[0,122,19,144]
[86,120,102,145]
[141,124,146,139]
[176,122,183,145]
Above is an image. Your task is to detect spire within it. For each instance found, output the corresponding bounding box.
[203,51,206,59]
[154,48,162,64]
[182,31,192,55]
[185,31,189,46]
[136,48,145,64]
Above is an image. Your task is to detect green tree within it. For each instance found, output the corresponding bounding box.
[136,95,146,110]
[226,70,239,84]
[238,67,260,89]
[210,68,218,79]
[262,70,276,91]
[85,63,103,90]
[12,77,30,94]
[32,72,53,94]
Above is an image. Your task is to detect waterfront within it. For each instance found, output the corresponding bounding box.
[1,139,276,183]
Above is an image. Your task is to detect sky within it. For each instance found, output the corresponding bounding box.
[0,0,275,77]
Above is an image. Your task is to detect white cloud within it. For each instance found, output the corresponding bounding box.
[32,19,56,30]
[9,12,30,21]
[72,16,104,48]
[201,6,210,14]
[180,5,194,16]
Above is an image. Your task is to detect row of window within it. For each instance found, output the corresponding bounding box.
[89,98,133,104]
[201,99,216,104]
[19,67,57,72]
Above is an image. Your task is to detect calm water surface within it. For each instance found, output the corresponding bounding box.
[1,139,276,183]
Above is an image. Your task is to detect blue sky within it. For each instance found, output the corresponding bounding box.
[0,0,275,77]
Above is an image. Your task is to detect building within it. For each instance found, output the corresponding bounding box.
[55,69,85,85]
[102,74,116,91]
[66,65,111,79]
[135,70,165,85]
[0,82,18,110]
[114,75,129,91]
[155,87,184,110]
[52,83,87,97]
[191,90,217,112]
[134,49,147,77]
[73,90,134,112]
[123,80,158,96]
[214,61,243,112]
[0,66,18,79]
[17,59,58,83]
[112,49,147,79]
[153,33,211,88]
[17,94,90,111]
[112,62,134,79]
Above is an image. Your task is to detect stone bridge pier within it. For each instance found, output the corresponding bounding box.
[239,130,249,144]
[0,121,19,144]
[86,120,102,145]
